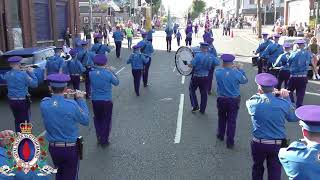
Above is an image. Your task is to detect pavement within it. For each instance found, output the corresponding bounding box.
[1,27,320,180]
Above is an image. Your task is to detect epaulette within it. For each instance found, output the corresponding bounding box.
[41,97,51,102]
[249,94,261,100]
[286,141,307,151]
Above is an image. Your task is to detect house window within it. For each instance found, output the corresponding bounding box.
[250,0,255,4]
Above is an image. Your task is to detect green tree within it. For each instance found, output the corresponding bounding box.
[190,0,206,20]
[145,0,162,15]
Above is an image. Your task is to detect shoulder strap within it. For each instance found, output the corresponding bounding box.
[96,44,103,54]
[81,51,87,64]
[269,44,280,56]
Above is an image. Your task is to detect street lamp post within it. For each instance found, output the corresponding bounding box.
[89,0,93,30]
[257,0,262,38]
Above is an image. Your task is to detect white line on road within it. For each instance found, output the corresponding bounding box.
[181,76,185,84]
[306,91,320,97]
[174,94,185,144]
[240,35,259,45]
[116,67,125,75]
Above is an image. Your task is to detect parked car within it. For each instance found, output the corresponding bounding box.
[0,46,69,95]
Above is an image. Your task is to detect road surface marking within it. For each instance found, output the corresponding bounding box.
[174,94,185,144]
[160,97,173,101]
[181,76,185,84]
[306,91,320,97]
[116,67,125,75]
[240,35,259,45]
[38,130,46,137]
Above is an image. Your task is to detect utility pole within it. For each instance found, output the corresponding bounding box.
[274,0,277,24]
[89,0,93,30]
[257,0,262,38]
[316,2,319,31]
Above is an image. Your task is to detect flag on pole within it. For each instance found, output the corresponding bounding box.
[205,12,210,29]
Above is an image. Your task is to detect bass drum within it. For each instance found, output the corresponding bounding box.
[175,46,194,76]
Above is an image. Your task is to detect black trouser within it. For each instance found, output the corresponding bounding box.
[166,37,172,51]
[257,58,267,74]
[185,37,192,46]
[115,41,122,58]
[177,38,181,46]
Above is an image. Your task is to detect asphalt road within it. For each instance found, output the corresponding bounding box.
[0,27,319,180]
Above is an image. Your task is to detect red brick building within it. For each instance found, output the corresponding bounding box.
[0,0,80,52]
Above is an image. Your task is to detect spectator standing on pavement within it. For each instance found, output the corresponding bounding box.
[83,25,92,46]
[314,24,320,43]
[103,24,110,45]
[64,27,72,48]
[223,20,231,36]
[307,37,320,80]
[251,18,257,35]
[113,26,124,58]
[287,24,296,37]
[125,25,134,50]
[246,73,298,180]
[296,22,305,37]
[194,24,199,37]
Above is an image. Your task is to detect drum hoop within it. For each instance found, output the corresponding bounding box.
[175,46,194,76]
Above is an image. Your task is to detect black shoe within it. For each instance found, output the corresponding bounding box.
[216,135,224,141]
[191,107,199,113]
[200,111,205,114]
[227,144,234,149]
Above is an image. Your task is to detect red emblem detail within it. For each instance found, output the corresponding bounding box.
[22,141,31,160]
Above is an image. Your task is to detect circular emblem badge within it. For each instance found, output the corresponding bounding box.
[12,133,40,173]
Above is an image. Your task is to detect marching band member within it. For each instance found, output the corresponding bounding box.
[139,32,154,87]
[90,54,119,146]
[273,43,291,90]
[279,105,320,179]
[165,26,173,52]
[188,42,220,114]
[175,29,182,47]
[91,34,111,55]
[112,26,124,58]
[78,40,95,98]
[45,47,64,79]
[261,34,284,76]
[254,33,272,74]
[206,37,218,95]
[288,39,312,108]
[215,54,247,148]
[127,44,148,96]
[41,73,89,180]
[0,56,38,132]
[246,73,298,180]
[68,49,86,90]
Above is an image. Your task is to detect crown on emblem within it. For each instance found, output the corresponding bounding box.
[20,121,32,134]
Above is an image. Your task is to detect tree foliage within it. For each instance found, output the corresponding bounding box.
[190,0,206,20]
[145,0,162,15]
